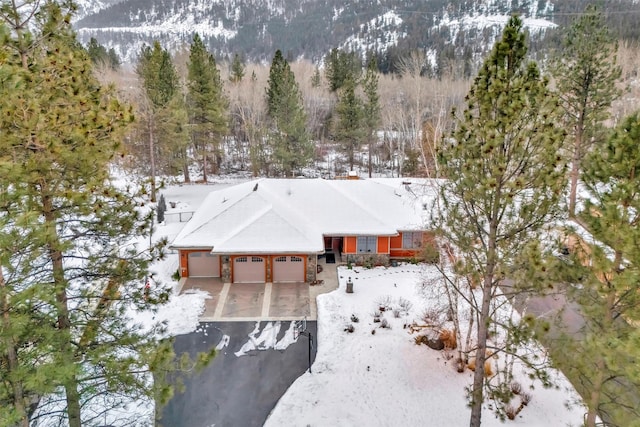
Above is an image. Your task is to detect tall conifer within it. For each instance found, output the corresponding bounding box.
[550,5,621,217]
[437,16,566,427]
[186,33,228,181]
[265,50,312,176]
[0,3,183,426]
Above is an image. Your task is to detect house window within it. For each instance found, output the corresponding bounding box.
[402,231,423,249]
[357,236,377,253]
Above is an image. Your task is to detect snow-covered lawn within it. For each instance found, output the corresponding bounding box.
[265,265,586,427]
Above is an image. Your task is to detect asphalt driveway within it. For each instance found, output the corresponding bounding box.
[160,321,317,427]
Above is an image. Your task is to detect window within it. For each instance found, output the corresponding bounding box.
[357,236,377,253]
[275,256,286,262]
[402,231,423,249]
[291,256,303,262]
[236,257,247,263]
[251,257,264,263]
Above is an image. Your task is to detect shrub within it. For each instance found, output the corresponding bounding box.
[372,310,381,323]
[520,392,532,406]
[510,382,522,395]
[379,318,391,329]
[375,295,392,312]
[505,405,517,420]
[392,308,401,318]
[171,268,180,281]
[397,297,413,313]
[157,194,167,223]
[350,314,359,323]
[344,324,355,333]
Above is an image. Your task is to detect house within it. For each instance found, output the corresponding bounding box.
[170,178,437,284]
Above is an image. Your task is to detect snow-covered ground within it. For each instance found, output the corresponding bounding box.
[265,264,586,427]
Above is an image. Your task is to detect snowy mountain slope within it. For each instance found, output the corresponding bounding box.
[71,0,638,65]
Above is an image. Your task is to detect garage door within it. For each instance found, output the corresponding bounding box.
[273,256,305,282]
[233,256,266,283]
[188,252,220,277]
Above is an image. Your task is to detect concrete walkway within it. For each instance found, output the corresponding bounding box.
[177,259,340,322]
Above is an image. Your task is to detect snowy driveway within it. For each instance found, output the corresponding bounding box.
[160,320,317,427]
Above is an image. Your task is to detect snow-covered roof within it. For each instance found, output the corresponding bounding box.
[171,178,438,253]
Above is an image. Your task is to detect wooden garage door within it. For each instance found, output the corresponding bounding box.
[273,256,305,282]
[233,256,266,283]
[188,252,220,277]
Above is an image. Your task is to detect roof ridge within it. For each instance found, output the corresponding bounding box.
[172,179,264,244]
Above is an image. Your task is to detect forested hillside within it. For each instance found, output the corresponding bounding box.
[74,0,640,66]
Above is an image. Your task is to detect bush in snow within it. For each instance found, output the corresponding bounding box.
[157,193,167,223]
[344,324,355,333]
[379,318,390,329]
[350,314,359,323]
[375,295,392,312]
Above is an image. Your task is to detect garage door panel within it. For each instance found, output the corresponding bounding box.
[233,256,265,283]
[273,256,305,282]
[188,252,220,277]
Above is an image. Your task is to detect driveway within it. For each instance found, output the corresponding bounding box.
[159,321,317,427]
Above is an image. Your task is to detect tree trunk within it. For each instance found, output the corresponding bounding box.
[148,117,157,203]
[569,120,585,217]
[183,148,190,183]
[202,148,208,182]
[368,139,372,178]
[41,190,82,427]
[1,270,30,427]
[469,273,494,427]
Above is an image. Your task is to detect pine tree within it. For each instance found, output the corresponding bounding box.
[324,48,361,92]
[229,53,245,83]
[550,5,621,217]
[0,3,197,426]
[436,16,566,427]
[560,113,640,426]
[362,57,380,178]
[333,76,365,171]
[186,33,228,181]
[265,50,312,176]
[311,66,322,88]
[136,41,181,200]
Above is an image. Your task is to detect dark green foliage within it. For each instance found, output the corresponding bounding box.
[324,48,362,92]
[333,76,365,171]
[437,16,566,427]
[86,37,120,70]
[229,52,245,83]
[362,57,380,178]
[157,194,167,223]
[186,33,229,180]
[265,50,313,176]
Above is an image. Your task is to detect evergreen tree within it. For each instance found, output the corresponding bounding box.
[333,76,365,171]
[229,53,245,83]
[0,3,197,426]
[311,66,322,88]
[362,57,380,178]
[136,41,182,199]
[550,5,621,217]
[186,33,228,181]
[436,16,566,427]
[559,113,640,426]
[265,50,312,176]
[86,37,120,71]
[324,48,361,92]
